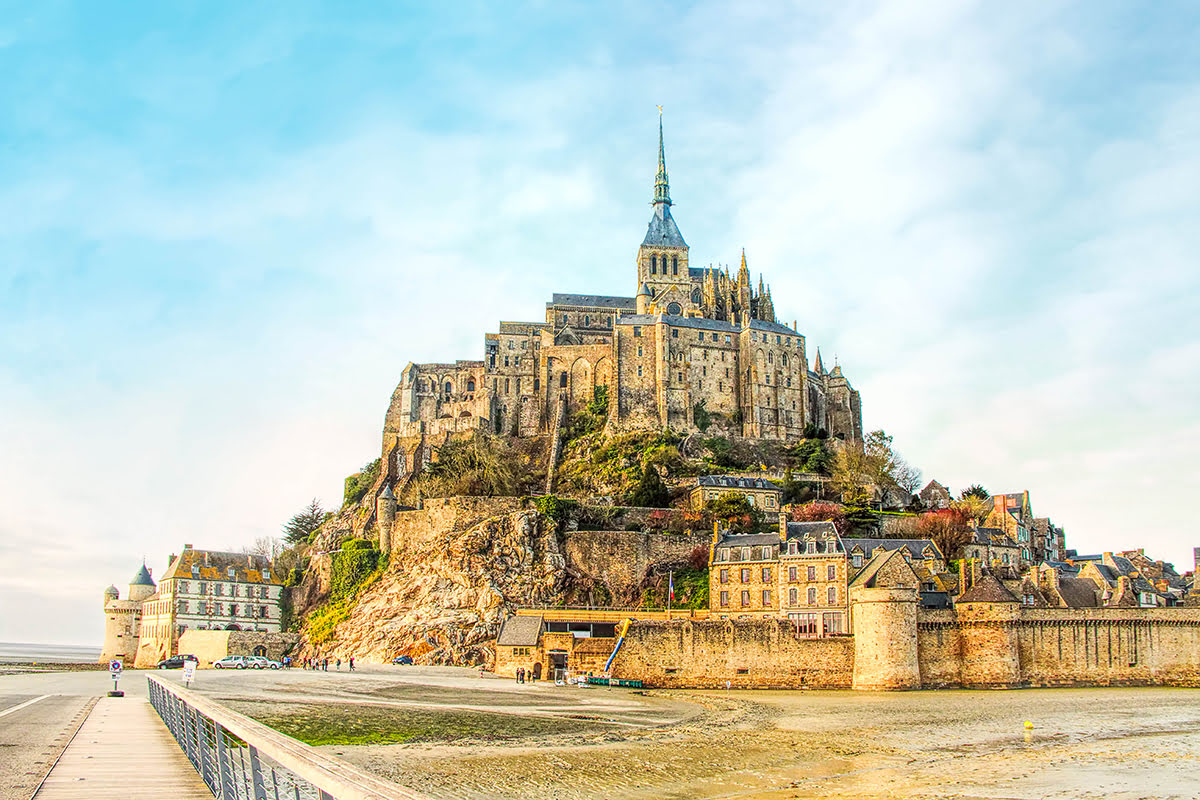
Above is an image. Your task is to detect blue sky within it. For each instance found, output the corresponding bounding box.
[2,1,1198,645]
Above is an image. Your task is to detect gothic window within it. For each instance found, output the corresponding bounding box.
[672,256,678,275]
[667,302,682,315]
[651,255,657,274]
[444,381,452,397]
[691,288,701,304]
[584,315,590,326]
[768,352,773,364]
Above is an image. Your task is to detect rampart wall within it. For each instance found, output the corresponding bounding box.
[563,531,709,589]
[610,608,1200,690]
[611,619,855,689]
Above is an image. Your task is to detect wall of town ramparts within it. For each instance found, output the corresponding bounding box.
[611,619,854,689]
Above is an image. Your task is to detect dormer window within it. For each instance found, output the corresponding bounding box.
[788,541,798,555]
[227,567,236,579]
[263,569,271,581]
[191,565,199,577]
[806,541,816,555]
[742,547,752,561]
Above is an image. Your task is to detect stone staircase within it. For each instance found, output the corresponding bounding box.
[544,392,567,494]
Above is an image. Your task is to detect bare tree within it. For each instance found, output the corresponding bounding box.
[244,535,283,562]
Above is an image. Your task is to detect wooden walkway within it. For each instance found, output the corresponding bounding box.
[34,696,213,799]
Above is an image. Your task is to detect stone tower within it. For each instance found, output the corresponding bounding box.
[128,563,156,603]
[849,550,921,690]
[98,564,155,665]
[636,115,691,314]
[377,483,397,558]
[955,572,1022,688]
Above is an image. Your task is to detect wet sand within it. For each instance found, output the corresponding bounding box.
[181,668,1200,799]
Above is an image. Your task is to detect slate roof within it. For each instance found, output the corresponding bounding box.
[784,521,840,540]
[549,294,636,310]
[642,207,688,247]
[972,527,1019,548]
[748,319,803,337]
[130,563,156,587]
[850,549,916,589]
[161,548,279,585]
[957,573,1019,603]
[843,538,944,561]
[497,615,543,647]
[1058,577,1100,608]
[616,314,737,332]
[715,531,782,549]
[697,475,780,491]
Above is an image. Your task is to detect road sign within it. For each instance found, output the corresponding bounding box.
[109,659,123,676]
[183,660,196,686]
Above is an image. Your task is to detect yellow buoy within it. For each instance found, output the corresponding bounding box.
[1023,720,1034,730]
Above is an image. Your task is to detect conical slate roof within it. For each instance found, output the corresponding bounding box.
[130,563,155,587]
[642,206,687,247]
[380,483,395,500]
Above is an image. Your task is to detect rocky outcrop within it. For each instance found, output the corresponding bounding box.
[300,508,566,666]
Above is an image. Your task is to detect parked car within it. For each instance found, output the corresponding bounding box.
[156,654,198,670]
[392,655,413,665]
[213,655,251,669]
[246,656,282,670]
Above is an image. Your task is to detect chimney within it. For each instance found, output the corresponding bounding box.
[1194,546,1199,576]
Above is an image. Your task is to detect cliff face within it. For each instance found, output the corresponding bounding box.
[300,508,566,666]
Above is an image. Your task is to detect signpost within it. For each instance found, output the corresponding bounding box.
[108,659,124,697]
[183,659,196,688]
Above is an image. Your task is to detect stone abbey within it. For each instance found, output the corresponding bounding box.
[382,118,863,467]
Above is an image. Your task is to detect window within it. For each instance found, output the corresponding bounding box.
[720,590,729,607]
[807,587,817,604]
[259,606,268,618]
[651,255,658,274]
[260,586,268,599]
[199,582,207,595]
[742,547,752,561]
[632,326,641,338]
[762,589,771,605]
[852,554,863,568]
[215,584,223,597]
[725,335,731,344]
[637,346,643,357]
[788,542,797,556]
[789,588,798,604]
[178,581,189,593]
[560,373,568,388]
[789,566,797,581]
[718,548,730,562]
[719,568,729,584]
[227,567,235,578]
[467,378,475,392]
[761,567,771,582]
[740,568,750,583]
[504,356,510,367]
[177,599,188,614]
[806,542,816,555]
[807,566,816,581]
[229,603,238,617]
[827,565,836,581]
[672,255,678,275]
[637,366,643,377]
[444,381,452,397]
[671,328,678,338]
[740,590,750,607]
[827,586,837,604]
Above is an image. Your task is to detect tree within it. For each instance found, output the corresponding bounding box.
[951,496,991,525]
[831,429,924,503]
[960,484,989,500]
[916,508,974,561]
[892,457,923,495]
[244,536,283,562]
[788,501,850,536]
[424,432,517,496]
[627,465,670,508]
[283,498,327,545]
[705,492,763,532]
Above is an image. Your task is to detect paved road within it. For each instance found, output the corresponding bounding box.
[0,694,94,800]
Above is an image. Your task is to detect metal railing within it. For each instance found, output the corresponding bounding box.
[147,674,427,800]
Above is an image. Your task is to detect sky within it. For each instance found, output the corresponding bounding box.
[1,1,1198,645]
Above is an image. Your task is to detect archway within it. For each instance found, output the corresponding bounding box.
[569,358,593,407]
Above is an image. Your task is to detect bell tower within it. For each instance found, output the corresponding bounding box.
[636,112,690,315]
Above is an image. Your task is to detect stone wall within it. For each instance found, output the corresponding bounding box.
[176,630,300,667]
[388,496,529,552]
[611,619,854,688]
[563,530,709,592]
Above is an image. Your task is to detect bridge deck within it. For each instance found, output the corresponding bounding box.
[34,696,212,799]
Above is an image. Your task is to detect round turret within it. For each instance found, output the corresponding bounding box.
[128,563,156,603]
[377,483,397,558]
[636,283,652,315]
[103,585,119,606]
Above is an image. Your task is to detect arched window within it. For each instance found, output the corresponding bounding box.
[466,378,475,392]
[691,288,701,305]
[672,255,678,275]
[443,381,452,397]
[584,315,590,326]
[651,255,657,274]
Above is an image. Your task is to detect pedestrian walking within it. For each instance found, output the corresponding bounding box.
[336,658,341,671]
[323,657,329,672]
[349,657,355,672]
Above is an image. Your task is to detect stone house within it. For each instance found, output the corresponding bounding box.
[778,521,849,635]
[918,480,951,510]
[689,475,782,517]
[961,527,1023,570]
[709,531,781,618]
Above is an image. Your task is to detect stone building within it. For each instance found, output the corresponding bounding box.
[689,475,782,516]
[917,480,951,510]
[961,527,1023,569]
[379,118,863,488]
[128,546,286,668]
[98,564,156,665]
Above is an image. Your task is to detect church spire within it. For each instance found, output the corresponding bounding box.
[738,249,750,286]
[653,111,671,210]
[814,348,825,374]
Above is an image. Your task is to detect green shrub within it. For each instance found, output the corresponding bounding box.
[306,598,354,645]
[693,400,713,433]
[627,466,670,508]
[343,459,381,507]
[330,548,379,600]
[534,495,578,526]
[343,538,374,550]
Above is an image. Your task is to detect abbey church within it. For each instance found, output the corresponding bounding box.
[382,119,863,472]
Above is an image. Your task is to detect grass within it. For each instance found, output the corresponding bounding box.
[229,701,597,747]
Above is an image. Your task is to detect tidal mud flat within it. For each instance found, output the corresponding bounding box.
[209,670,1200,799]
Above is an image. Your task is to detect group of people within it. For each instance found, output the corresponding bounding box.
[514,666,535,683]
[296,656,355,672]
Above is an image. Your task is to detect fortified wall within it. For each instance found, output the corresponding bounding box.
[610,597,1200,690]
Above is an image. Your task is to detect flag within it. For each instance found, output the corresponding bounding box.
[669,572,675,603]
